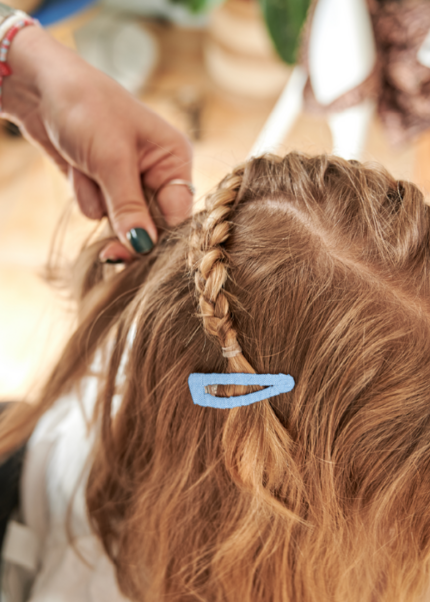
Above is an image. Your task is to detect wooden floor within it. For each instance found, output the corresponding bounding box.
[0,14,419,401]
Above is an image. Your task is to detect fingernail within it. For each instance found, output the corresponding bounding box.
[127,228,154,254]
[104,258,124,264]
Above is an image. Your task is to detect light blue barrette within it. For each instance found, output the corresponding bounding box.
[188,373,295,409]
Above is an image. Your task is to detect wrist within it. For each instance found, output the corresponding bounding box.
[2,25,72,120]
[1,24,42,118]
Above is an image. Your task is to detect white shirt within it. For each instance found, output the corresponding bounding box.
[2,368,129,602]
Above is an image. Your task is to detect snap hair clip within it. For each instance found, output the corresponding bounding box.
[188,373,295,409]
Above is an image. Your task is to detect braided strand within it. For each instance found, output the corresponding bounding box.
[188,169,255,375]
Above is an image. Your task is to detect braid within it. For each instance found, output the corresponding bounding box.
[188,167,255,375]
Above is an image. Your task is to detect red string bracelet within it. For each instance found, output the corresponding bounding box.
[0,16,37,113]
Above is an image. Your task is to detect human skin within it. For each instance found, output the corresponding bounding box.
[2,24,193,261]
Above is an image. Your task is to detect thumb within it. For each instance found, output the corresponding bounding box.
[99,162,158,255]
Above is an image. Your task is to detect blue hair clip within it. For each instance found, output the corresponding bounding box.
[188,373,295,409]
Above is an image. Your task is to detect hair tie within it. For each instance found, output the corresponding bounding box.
[222,343,242,358]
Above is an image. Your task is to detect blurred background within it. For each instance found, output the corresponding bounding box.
[1,0,429,401]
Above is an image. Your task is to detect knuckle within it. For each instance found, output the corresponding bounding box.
[109,199,149,224]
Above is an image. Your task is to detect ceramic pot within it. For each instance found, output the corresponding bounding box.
[205,0,289,99]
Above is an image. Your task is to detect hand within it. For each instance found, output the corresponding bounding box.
[2,25,193,261]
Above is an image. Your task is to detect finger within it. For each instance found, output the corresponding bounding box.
[141,135,194,226]
[98,158,158,255]
[99,240,134,264]
[156,182,193,226]
[71,168,106,220]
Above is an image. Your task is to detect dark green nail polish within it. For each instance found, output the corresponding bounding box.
[105,258,124,264]
[127,228,154,254]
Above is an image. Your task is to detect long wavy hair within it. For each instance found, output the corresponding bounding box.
[2,153,430,602]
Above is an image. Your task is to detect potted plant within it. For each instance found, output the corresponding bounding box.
[170,0,310,98]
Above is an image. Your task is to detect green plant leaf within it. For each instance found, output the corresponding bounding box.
[169,0,223,13]
[259,0,311,65]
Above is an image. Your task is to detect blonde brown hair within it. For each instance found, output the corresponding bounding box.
[2,152,430,601]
